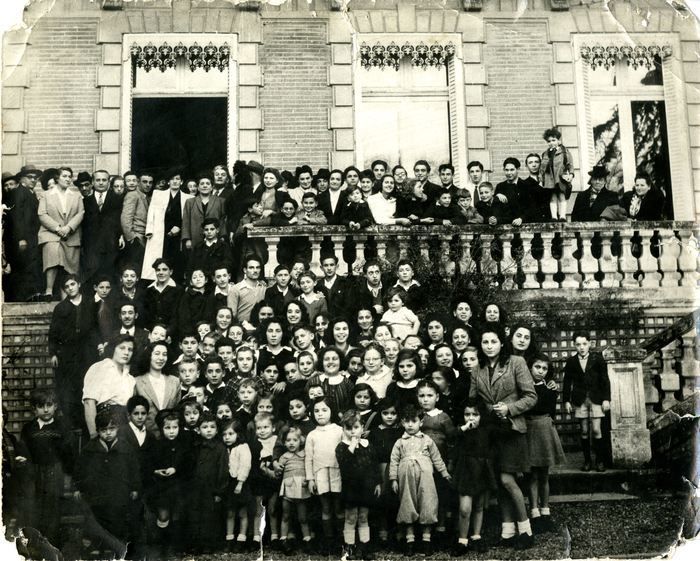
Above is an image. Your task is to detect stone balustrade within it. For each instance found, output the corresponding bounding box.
[247,221,699,291]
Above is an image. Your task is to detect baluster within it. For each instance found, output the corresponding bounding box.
[330,235,348,276]
[438,235,452,273]
[458,233,476,275]
[417,233,431,263]
[519,231,540,289]
[352,234,367,275]
[579,231,600,288]
[677,230,699,288]
[680,328,699,399]
[308,235,323,276]
[559,230,581,289]
[265,236,280,279]
[599,232,620,288]
[638,229,662,288]
[658,230,682,287]
[376,237,388,263]
[499,231,516,289]
[479,233,497,277]
[618,231,640,288]
[659,339,680,411]
[539,231,558,289]
[396,234,411,260]
[642,355,660,421]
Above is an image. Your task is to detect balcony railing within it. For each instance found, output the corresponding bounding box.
[247,221,699,290]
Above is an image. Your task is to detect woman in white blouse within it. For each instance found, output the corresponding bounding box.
[135,341,181,436]
[82,334,136,438]
[367,174,411,226]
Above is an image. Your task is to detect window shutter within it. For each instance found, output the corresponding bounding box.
[661,59,694,220]
[447,55,468,186]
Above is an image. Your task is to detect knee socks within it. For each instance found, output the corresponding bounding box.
[581,437,592,463]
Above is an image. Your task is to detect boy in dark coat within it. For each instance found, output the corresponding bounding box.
[562,332,610,472]
[188,217,233,277]
[340,185,374,230]
[75,408,141,554]
[475,182,512,226]
[420,192,467,225]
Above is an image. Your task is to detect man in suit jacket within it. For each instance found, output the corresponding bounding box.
[563,332,611,472]
[212,164,234,203]
[82,170,123,286]
[2,170,43,301]
[317,175,347,225]
[108,301,150,365]
[316,255,349,318]
[414,160,442,204]
[571,166,620,222]
[182,173,227,249]
[120,174,151,276]
[346,260,389,318]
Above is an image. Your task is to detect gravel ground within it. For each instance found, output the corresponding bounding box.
[160,496,689,561]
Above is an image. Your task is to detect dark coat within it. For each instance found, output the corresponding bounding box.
[339,200,374,228]
[423,203,467,225]
[181,196,227,246]
[562,352,610,406]
[188,238,233,277]
[2,184,42,300]
[396,196,430,221]
[116,423,156,483]
[346,276,390,317]
[75,438,141,540]
[224,183,255,234]
[570,187,619,222]
[265,284,297,317]
[81,189,123,282]
[620,188,666,221]
[422,181,445,203]
[495,179,543,223]
[317,189,348,225]
[143,284,183,332]
[175,289,209,339]
[475,198,512,225]
[316,276,350,318]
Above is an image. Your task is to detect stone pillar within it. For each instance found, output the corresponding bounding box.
[602,346,652,468]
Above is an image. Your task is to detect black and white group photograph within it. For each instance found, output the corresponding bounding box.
[1,0,699,560]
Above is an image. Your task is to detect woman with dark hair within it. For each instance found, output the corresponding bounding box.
[135,341,181,436]
[620,173,665,220]
[328,317,353,356]
[367,175,412,226]
[351,307,376,347]
[82,334,136,438]
[257,317,295,374]
[249,301,275,330]
[451,296,476,330]
[283,300,310,339]
[469,323,537,550]
[253,167,289,217]
[181,171,227,250]
[109,175,126,198]
[480,302,510,336]
[143,257,183,333]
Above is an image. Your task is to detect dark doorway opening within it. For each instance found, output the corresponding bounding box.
[131,97,227,180]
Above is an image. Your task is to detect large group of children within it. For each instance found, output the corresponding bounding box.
[4,247,615,561]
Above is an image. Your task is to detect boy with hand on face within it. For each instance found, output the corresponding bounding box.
[454,190,484,224]
[420,192,466,226]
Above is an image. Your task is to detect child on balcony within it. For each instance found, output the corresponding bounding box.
[540,127,574,222]
[562,332,610,472]
[475,182,511,226]
[420,191,467,226]
[455,189,484,224]
[340,185,374,231]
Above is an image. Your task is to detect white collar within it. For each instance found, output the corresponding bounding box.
[94,293,104,303]
[425,408,443,417]
[129,421,146,434]
[394,279,420,289]
[396,379,419,389]
[204,239,217,247]
[214,285,230,296]
[341,437,369,447]
[37,419,54,429]
[120,326,135,336]
[148,278,177,291]
[402,431,424,439]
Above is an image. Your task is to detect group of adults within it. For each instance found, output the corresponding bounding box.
[1,151,666,303]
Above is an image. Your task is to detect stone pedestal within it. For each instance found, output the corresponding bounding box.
[602,346,652,468]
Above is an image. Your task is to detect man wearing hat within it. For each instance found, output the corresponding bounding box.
[571,166,619,222]
[74,171,94,198]
[2,170,43,301]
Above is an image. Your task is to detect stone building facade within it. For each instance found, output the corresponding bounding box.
[2,0,698,220]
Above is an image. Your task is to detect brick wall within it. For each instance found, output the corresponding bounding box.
[483,21,555,174]
[258,20,332,171]
[21,18,101,171]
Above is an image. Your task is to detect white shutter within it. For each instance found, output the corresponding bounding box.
[447,55,468,186]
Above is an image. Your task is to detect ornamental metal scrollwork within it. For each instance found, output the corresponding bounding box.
[580,43,672,70]
[130,41,230,72]
[360,41,456,71]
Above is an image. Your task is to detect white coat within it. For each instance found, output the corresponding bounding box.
[142,189,193,280]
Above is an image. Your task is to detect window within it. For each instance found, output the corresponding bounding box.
[120,34,238,174]
[354,35,467,184]
[574,34,694,220]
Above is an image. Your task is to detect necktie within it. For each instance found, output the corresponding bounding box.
[97,193,103,210]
